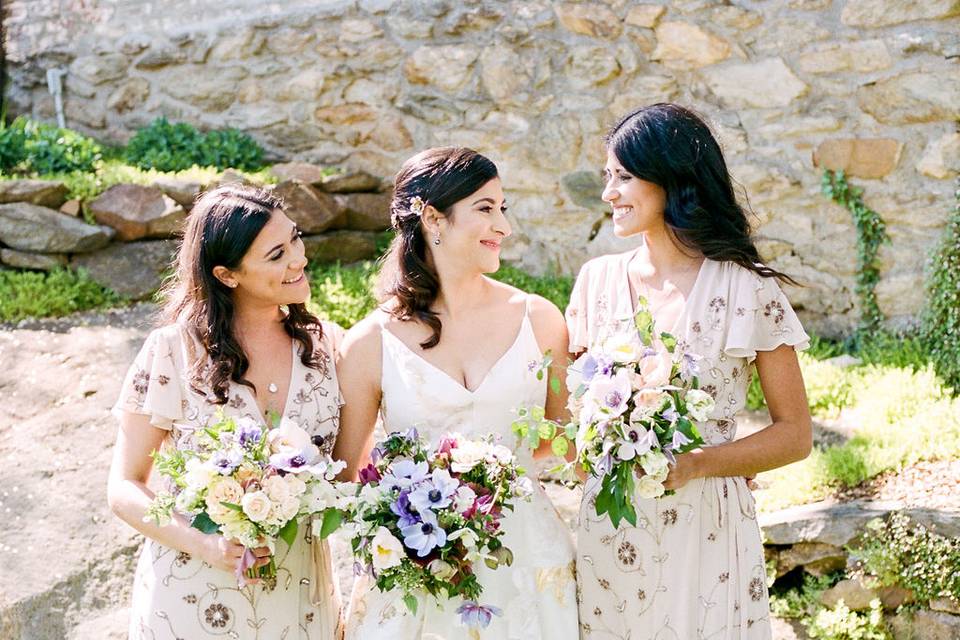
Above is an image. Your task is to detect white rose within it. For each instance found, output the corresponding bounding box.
[241,490,273,523]
[639,452,670,480]
[284,474,307,497]
[184,457,216,491]
[280,495,301,522]
[262,475,291,502]
[268,418,314,454]
[450,441,485,473]
[370,526,405,571]
[636,474,666,499]
[686,388,715,421]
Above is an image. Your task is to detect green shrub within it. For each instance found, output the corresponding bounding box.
[124,117,204,172]
[199,128,264,172]
[307,261,379,329]
[0,117,101,174]
[0,268,122,322]
[806,599,889,640]
[125,118,267,172]
[491,264,574,312]
[853,512,960,605]
[921,183,960,395]
[770,573,842,620]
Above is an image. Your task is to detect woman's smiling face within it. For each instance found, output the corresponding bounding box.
[601,149,667,238]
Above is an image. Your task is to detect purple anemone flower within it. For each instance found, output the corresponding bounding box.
[456,601,503,629]
[408,468,459,512]
[236,421,262,447]
[211,449,243,475]
[400,509,446,557]
[269,449,314,473]
[582,354,615,382]
[390,491,420,528]
[381,459,430,492]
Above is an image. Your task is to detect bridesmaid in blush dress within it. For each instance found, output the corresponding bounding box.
[568,104,813,640]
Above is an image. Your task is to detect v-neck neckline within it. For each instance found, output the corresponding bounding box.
[239,338,299,424]
[382,313,532,395]
[623,249,710,335]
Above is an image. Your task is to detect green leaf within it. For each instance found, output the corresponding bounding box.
[218,501,244,512]
[659,332,677,350]
[279,518,298,548]
[551,437,569,457]
[550,375,562,396]
[191,512,219,534]
[319,508,343,539]
[402,593,418,615]
[634,307,655,343]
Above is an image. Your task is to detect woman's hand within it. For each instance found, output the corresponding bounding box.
[198,535,271,575]
[662,450,703,491]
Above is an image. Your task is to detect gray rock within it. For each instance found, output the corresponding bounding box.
[776,542,846,577]
[889,610,960,640]
[274,180,346,233]
[759,500,893,546]
[302,230,380,264]
[151,177,203,209]
[336,192,392,231]
[89,184,186,241]
[821,577,913,611]
[0,179,69,208]
[72,240,177,300]
[317,170,383,193]
[0,248,68,271]
[930,598,960,615]
[0,203,114,253]
[561,171,607,212]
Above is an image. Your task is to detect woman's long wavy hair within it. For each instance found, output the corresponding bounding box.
[607,103,797,285]
[378,147,499,349]
[159,184,324,404]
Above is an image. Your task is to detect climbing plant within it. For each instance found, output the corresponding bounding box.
[821,170,890,343]
[920,175,960,394]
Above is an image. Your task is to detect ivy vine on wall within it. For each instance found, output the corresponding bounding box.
[821,169,890,342]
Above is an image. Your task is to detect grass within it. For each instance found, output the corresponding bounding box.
[755,349,960,512]
[0,268,124,323]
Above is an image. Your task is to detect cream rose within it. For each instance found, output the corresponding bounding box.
[636,347,672,388]
[241,490,273,523]
[636,474,666,499]
[686,388,716,421]
[262,475,291,502]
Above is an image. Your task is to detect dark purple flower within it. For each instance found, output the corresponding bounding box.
[237,422,262,447]
[358,463,381,485]
[270,450,311,473]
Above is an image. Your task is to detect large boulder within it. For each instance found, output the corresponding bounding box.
[0,203,114,253]
[0,179,69,208]
[336,192,392,231]
[274,180,346,233]
[72,240,177,300]
[302,230,380,264]
[270,162,330,185]
[89,185,186,241]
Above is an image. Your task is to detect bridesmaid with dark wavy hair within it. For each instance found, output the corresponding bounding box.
[568,104,812,639]
[108,184,343,639]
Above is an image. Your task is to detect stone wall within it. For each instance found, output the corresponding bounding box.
[3,0,960,334]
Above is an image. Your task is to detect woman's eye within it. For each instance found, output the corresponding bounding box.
[271,251,284,261]
[618,173,632,181]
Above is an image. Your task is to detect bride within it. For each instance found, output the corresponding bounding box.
[332,147,578,639]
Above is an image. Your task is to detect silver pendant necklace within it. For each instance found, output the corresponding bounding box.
[268,383,278,393]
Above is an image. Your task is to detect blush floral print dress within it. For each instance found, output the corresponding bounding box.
[113,322,345,640]
[566,250,808,640]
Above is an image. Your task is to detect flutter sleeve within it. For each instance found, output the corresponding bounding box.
[722,267,810,363]
[565,261,592,353]
[112,327,184,429]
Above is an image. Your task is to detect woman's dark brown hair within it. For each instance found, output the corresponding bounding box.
[607,103,797,285]
[378,147,499,349]
[159,184,324,404]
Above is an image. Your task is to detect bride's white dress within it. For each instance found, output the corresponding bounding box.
[345,300,578,640]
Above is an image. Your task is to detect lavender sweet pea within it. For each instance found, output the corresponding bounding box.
[211,448,243,475]
[456,601,503,629]
[390,491,420,528]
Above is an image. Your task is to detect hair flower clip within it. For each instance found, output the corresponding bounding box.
[409,196,426,217]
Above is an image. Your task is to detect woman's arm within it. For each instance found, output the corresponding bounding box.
[528,295,573,459]
[664,344,812,489]
[332,315,384,480]
[107,415,268,572]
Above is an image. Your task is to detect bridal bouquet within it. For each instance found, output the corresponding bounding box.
[515,297,713,528]
[344,429,532,629]
[144,410,346,583]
